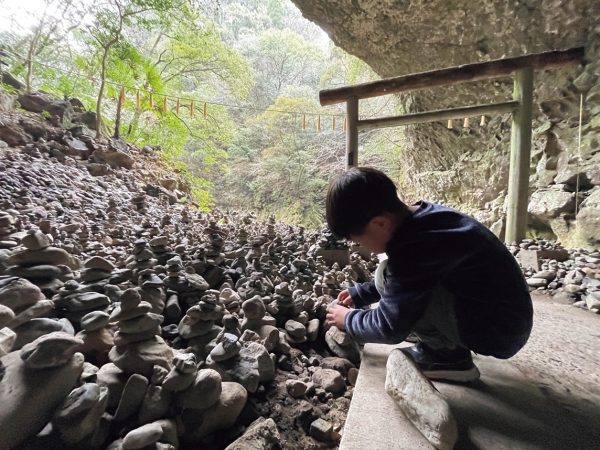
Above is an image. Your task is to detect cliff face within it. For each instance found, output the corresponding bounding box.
[293,0,600,247]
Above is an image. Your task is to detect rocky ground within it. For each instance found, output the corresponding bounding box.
[0,95,598,450]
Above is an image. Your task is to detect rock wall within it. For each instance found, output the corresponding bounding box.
[293,0,600,247]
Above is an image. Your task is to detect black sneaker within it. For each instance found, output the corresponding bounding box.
[400,342,480,382]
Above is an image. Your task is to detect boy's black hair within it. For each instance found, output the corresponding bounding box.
[326,167,406,239]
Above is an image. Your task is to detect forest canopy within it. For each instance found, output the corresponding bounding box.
[0,0,404,227]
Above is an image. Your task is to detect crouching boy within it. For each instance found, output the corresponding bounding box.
[325,167,533,381]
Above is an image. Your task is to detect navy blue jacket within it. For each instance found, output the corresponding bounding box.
[345,201,533,358]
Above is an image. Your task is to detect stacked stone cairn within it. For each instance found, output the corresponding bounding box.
[7,229,75,296]
[108,288,173,377]
[0,210,18,250]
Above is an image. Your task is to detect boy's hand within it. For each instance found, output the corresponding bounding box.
[326,304,350,330]
[337,289,354,307]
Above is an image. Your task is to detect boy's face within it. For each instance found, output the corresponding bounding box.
[349,214,394,254]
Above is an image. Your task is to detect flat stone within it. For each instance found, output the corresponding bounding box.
[8,247,72,267]
[118,312,163,334]
[321,357,355,377]
[81,310,110,331]
[8,264,63,280]
[0,277,44,311]
[20,331,84,369]
[12,318,71,350]
[22,231,51,251]
[109,301,152,322]
[109,336,173,377]
[210,334,242,362]
[285,319,307,339]
[385,349,457,450]
[122,422,163,449]
[55,291,110,311]
[84,256,114,271]
[527,277,549,288]
[113,326,160,346]
[0,351,83,449]
[9,299,54,328]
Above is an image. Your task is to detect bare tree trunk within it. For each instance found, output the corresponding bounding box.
[114,87,124,139]
[95,45,111,139]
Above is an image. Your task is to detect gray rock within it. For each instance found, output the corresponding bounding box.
[0,327,16,357]
[286,379,308,398]
[182,381,247,442]
[53,383,109,444]
[385,349,457,450]
[84,256,114,272]
[138,385,172,423]
[0,277,44,311]
[526,277,549,288]
[80,310,110,331]
[310,418,336,442]
[113,373,149,421]
[20,331,83,369]
[8,247,73,268]
[176,369,222,410]
[122,422,163,449]
[22,231,50,251]
[118,312,163,334]
[225,417,280,450]
[312,368,346,395]
[325,327,361,364]
[284,319,306,339]
[109,336,173,377]
[0,351,83,449]
[12,318,70,350]
[0,304,15,328]
[109,301,152,322]
[173,352,197,374]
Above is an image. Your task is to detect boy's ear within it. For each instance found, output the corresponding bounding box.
[369,214,390,230]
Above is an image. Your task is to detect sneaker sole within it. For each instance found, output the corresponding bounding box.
[423,365,481,382]
[385,349,458,450]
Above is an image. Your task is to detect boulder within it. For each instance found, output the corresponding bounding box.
[17,92,74,124]
[0,351,84,449]
[528,188,576,220]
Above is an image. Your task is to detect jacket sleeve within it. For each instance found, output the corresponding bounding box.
[348,281,380,308]
[344,234,470,344]
[344,274,433,344]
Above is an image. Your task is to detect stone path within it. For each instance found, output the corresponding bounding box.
[340,295,600,449]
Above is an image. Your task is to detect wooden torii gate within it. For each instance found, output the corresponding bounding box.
[318,47,584,244]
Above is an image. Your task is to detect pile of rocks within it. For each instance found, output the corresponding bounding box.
[515,240,600,314]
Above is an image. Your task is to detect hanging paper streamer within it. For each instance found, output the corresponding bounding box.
[302,114,306,130]
[176,98,180,115]
[149,93,153,109]
[119,87,125,104]
[480,115,486,126]
[343,117,347,132]
[203,102,207,119]
[447,119,453,129]
[163,96,167,113]
[135,89,140,111]
[463,117,470,128]
[332,116,336,131]
[190,100,194,118]
[317,115,321,132]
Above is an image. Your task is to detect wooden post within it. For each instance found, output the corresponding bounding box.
[505,67,534,244]
[346,96,359,169]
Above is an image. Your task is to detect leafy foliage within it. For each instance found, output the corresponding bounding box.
[1,0,403,225]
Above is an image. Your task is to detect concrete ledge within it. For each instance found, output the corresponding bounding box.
[340,343,600,450]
